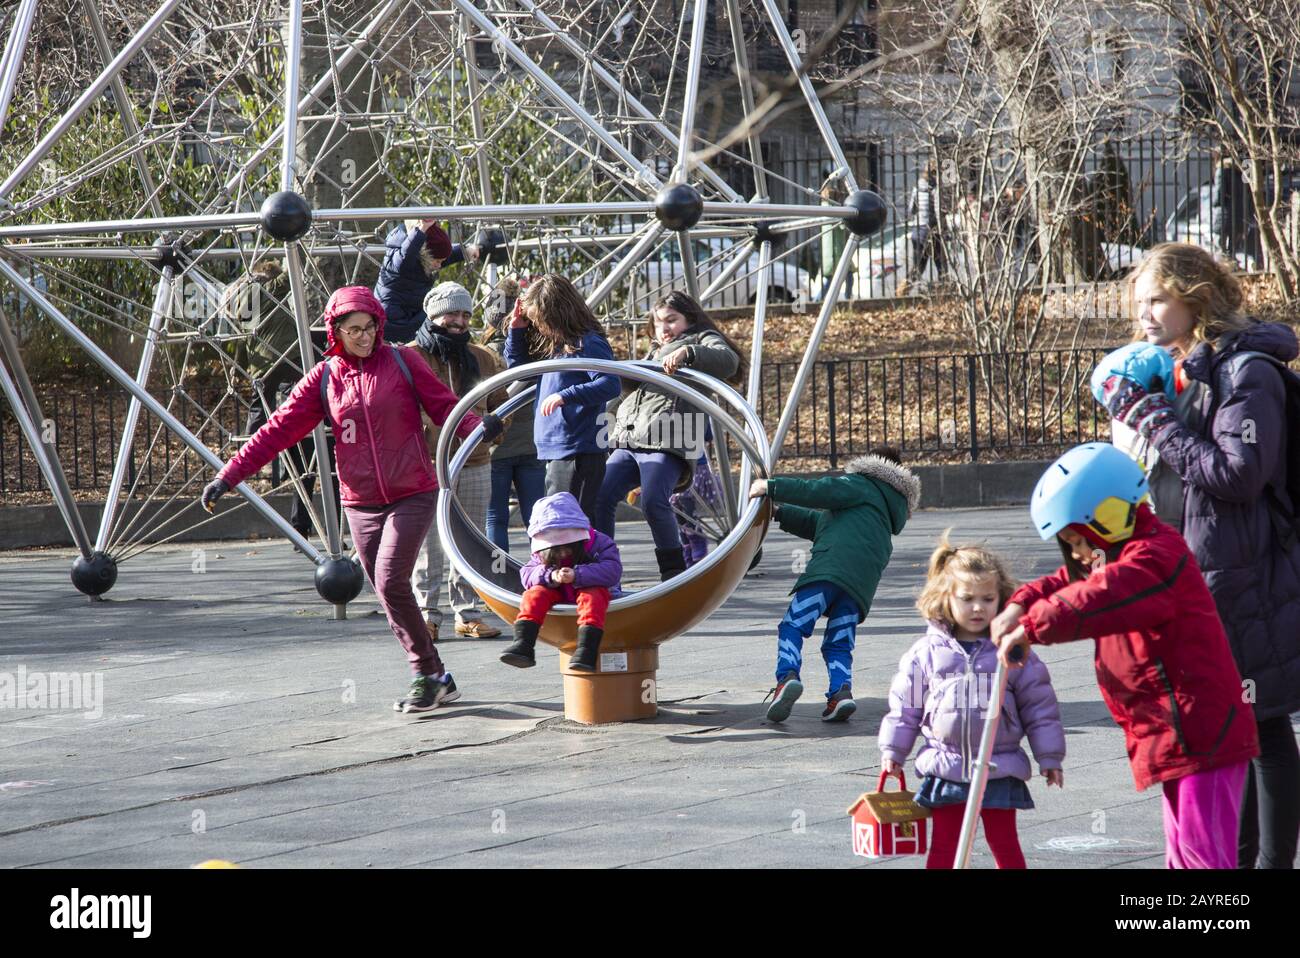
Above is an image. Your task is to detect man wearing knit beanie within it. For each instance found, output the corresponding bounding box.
[375,217,482,344]
[422,281,473,319]
[410,282,511,640]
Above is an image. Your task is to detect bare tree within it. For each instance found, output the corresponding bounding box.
[1136,0,1300,299]
[287,1,388,297]
[827,0,1136,355]
[977,0,1105,285]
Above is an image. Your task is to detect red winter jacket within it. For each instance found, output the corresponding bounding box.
[1010,505,1258,791]
[218,286,481,507]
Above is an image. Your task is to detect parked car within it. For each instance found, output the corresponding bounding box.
[808,221,1144,301]
[1163,183,1259,271]
[638,236,811,310]
[580,234,812,312]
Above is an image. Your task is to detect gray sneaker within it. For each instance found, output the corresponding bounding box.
[393,673,461,714]
[764,673,803,723]
[821,685,857,722]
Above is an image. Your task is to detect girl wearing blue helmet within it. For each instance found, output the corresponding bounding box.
[992,443,1258,868]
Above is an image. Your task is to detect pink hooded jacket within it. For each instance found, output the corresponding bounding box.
[218,286,481,507]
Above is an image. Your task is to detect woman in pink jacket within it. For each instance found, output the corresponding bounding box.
[200,286,500,714]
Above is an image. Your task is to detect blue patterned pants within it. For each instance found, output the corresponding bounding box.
[775,581,861,699]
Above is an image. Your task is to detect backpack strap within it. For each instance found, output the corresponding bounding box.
[319,358,335,430]
[388,344,424,418]
[319,347,418,433]
[389,343,415,388]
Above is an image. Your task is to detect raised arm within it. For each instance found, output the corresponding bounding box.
[504,326,533,369]
[393,226,429,282]
[768,474,874,511]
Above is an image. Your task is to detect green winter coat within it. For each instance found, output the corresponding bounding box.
[819,197,856,280]
[606,328,741,465]
[220,268,297,377]
[770,454,921,621]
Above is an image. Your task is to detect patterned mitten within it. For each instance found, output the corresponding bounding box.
[1100,375,1177,440]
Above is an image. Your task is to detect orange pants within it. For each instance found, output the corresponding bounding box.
[518,585,610,628]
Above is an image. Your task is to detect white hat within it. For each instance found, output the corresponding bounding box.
[530,527,588,553]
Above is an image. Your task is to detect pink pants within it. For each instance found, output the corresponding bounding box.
[1161,761,1249,869]
[345,492,443,677]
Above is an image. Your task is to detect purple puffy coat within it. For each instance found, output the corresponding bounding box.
[879,622,1066,783]
[1151,321,1300,720]
[519,492,622,600]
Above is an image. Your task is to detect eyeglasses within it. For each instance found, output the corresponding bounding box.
[339,322,377,339]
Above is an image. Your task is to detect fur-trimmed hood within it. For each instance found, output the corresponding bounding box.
[844,454,922,515]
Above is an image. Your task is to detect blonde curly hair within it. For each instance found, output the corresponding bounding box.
[1127,242,1254,351]
[916,531,1019,629]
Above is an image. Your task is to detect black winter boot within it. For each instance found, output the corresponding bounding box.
[569,625,604,672]
[500,619,540,668]
[654,546,687,582]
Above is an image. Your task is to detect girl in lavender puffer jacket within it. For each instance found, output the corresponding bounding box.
[879,536,1065,869]
[500,492,622,673]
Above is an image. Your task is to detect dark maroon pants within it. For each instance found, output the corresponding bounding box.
[345,491,444,677]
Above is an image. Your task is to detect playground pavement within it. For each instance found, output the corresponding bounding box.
[1,506,1258,870]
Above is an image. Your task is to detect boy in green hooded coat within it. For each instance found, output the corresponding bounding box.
[750,447,920,722]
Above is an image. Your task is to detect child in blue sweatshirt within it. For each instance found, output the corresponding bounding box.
[504,274,621,518]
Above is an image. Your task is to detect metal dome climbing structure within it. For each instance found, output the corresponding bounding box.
[0,0,884,605]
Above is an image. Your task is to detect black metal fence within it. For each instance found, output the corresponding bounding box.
[2,348,1124,496]
[755,347,1116,467]
[686,131,1284,307]
[0,385,248,496]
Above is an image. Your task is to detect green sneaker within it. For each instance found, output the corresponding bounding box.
[393,673,460,714]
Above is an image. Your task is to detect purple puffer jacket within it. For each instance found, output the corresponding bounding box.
[519,492,622,600]
[1151,321,1300,720]
[879,621,1066,782]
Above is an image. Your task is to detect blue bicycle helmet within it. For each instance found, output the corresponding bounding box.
[1030,443,1149,542]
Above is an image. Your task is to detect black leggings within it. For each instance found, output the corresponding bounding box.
[544,452,607,522]
[1239,714,1300,869]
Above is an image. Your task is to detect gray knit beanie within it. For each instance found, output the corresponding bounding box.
[423,281,473,319]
